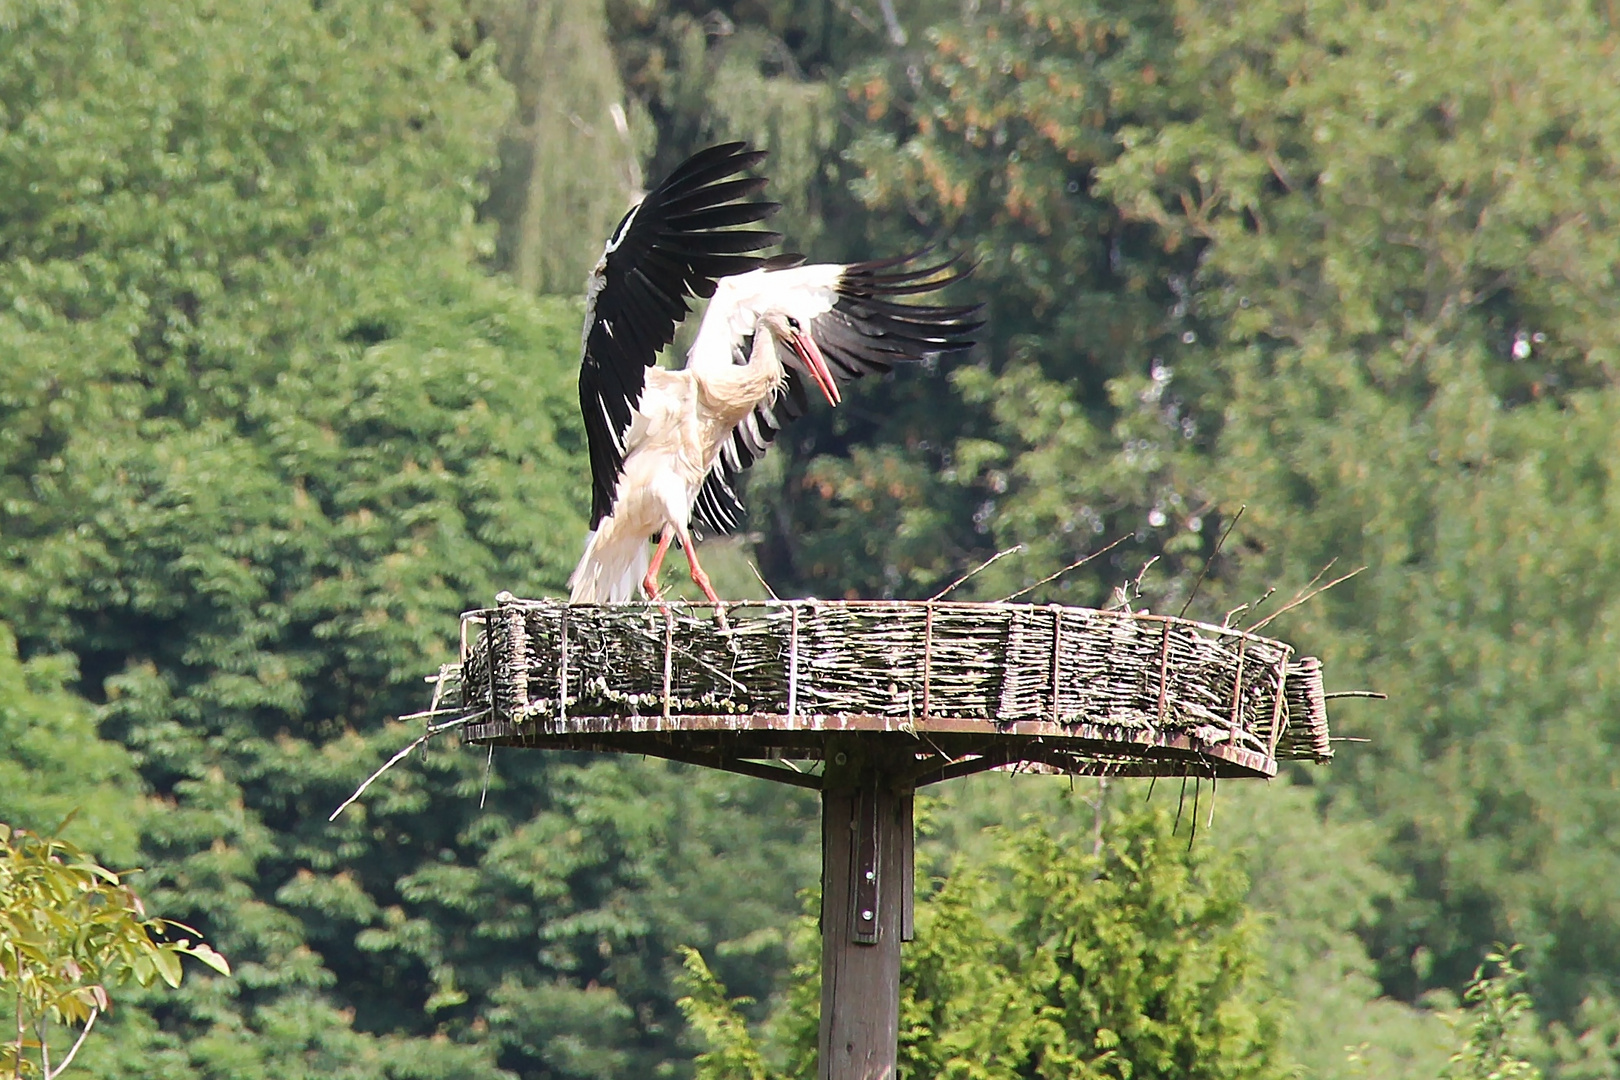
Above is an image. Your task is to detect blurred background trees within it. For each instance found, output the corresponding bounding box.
[4,0,1620,1076]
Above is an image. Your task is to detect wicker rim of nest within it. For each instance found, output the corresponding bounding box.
[441,595,1334,783]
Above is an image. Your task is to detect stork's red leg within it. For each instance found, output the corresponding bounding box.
[682,537,723,607]
[642,528,674,600]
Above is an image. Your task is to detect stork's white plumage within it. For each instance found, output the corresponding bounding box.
[569,142,979,604]
[570,311,830,603]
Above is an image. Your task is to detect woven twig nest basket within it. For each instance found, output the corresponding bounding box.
[445,597,1332,784]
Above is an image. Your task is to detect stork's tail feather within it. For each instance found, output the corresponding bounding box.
[569,526,651,603]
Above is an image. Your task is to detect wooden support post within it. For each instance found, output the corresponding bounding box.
[819,739,914,1080]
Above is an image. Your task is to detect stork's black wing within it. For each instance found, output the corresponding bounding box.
[580,142,781,527]
[690,252,982,538]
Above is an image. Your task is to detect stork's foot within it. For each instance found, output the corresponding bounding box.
[691,574,730,632]
[684,556,730,632]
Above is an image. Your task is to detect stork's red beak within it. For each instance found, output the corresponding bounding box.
[791,329,841,406]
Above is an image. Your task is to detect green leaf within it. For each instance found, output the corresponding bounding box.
[180,942,232,977]
[151,946,184,989]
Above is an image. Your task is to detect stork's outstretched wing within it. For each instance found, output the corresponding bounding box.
[580,142,781,527]
[689,252,982,537]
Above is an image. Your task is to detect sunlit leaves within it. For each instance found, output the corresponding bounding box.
[0,1,585,1077]
[676,946,771,1080]
[1441,948,1543,1080]
[0,625,143,866]
[0,823,228,1078]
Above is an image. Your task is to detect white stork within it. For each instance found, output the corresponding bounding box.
[569,142,979,604]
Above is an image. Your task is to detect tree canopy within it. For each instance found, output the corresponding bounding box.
[1095,0,1620,1022]
[0,1,813,1077]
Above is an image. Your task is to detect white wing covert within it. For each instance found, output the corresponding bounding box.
[690,251,983,538]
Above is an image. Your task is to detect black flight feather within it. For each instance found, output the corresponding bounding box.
[578,142,781,528]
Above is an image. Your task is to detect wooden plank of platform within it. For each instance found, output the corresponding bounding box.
[461,712,1277,779]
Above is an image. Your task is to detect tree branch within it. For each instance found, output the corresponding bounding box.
[46,1008,96,1080]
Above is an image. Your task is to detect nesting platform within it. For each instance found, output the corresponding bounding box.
[446,596,1332,783]
[430,593,1335,1080]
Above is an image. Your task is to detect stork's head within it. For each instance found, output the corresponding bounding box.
[758,310,840,406]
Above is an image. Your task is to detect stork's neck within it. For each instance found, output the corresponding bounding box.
[695,329,787,426]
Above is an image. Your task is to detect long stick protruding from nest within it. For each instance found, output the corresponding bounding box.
[999,534,1129,603]
[1178,506,1244,619]
[1250,566,1365,631]
[329,711,488,822]
[931,544,1025,601]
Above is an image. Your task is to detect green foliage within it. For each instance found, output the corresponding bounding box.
[478,0,646,295]
[1213,779,1452,1080]
[892,871,1034,1080]
[1094,0,1620,1029]
[819,0,1620,1068]
[1545,990,1620,1080]
[0,626,142,865]
[696,807,1289,1080]
[1441,948,1543,1080]
[918,774,1454,1080]
[608,0,845,253]
[784,0,1205,604]
[1004,810,1287,1080]
[676,947,769,1080]
[0,1,819,1077]
[1,823,228,1079]
[9,0,1620,1074]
